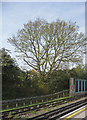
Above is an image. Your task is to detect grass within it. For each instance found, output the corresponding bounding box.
[13,114,20,119]
[1,96,71,112]
[8,112,12,118]
[31,111,37,114]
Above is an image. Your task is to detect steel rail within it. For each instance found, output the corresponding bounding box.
[1,97,70,119]
[28,98,87,120]
[1,95,86,119]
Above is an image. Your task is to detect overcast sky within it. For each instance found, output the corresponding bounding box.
[1,1,85,68]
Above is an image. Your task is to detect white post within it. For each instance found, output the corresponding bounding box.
[69,78,75,96]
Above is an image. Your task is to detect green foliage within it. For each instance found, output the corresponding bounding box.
[0,48,16,67]
[4,18,86,100]
[47,70,69,93]
[1,48,87,100]
[69,65,87,79]
[23,70,48,97]
[13,114,20,119]
[1,48,48,99]
[1,48,25,99]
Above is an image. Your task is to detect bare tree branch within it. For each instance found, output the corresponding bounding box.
[8,19,85,78]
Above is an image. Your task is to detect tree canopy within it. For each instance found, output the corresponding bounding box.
[1,48,24,99]
[8,19,85,78]
[0,48,16,67]
[1,48,87,100]
[1,48,48,99]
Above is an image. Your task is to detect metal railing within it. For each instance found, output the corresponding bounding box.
[2,90,69,110]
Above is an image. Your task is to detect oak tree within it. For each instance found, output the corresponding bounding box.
[8,19,85,78]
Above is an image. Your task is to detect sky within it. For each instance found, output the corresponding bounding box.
[1,1,86,69]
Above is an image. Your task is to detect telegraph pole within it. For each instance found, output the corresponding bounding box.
[85,1,87,71]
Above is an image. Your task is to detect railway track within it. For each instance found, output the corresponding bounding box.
[0,95,86,119]
[28,98,87,120]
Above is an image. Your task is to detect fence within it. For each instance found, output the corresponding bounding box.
[2,89,69,110]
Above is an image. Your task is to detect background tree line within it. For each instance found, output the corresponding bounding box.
[1,48,87,100]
